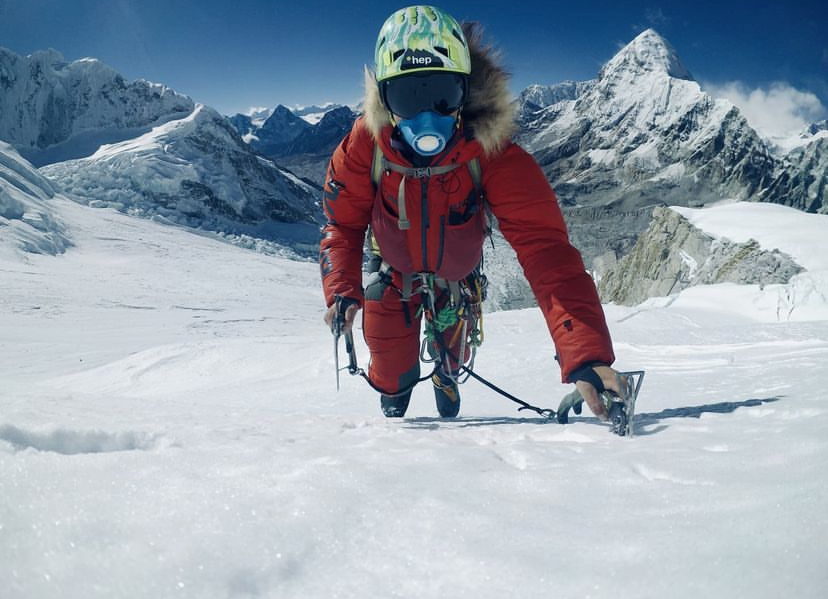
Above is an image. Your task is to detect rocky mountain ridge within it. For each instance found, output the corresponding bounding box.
[509,29,826,271]
[597,206,804,305]
[228,104,357,185]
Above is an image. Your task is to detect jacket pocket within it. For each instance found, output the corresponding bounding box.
[435,211,487,280]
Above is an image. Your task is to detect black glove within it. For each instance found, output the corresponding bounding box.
[556,389,584,424]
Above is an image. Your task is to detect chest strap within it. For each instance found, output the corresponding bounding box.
[379,157,462,230]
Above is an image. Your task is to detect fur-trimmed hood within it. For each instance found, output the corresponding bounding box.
[362,22,515,157]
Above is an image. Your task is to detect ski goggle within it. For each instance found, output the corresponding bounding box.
[380,72,468,120]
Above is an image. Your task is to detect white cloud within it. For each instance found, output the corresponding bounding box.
[704,81,827,139]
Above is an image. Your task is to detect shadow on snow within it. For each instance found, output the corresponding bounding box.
[400,397,782,434]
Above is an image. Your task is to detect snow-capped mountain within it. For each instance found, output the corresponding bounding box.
[806,119,828,135]
[511,29,828,268]
[517,29,777,212]
[0,45,321,253]
[41,105,322,250]
[0,46,193,166]
[0,141,70,256]
[281,106,356,156]
[231,104,356,156]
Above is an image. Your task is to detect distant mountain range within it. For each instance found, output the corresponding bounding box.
[0,46,321,253]
[1,30,825,279]
[226,104,357,185]
[225,30,825,263]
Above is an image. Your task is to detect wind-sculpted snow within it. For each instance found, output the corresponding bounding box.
[41,105,322,250]
[0,46,194,165]
[0,141,70,255]
[0,424,160,454]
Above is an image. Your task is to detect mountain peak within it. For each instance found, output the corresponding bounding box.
[601,29,693,82]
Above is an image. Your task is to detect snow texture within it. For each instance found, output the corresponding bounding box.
[1,196,827,599]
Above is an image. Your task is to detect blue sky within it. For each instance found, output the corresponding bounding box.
[2,0,826,133]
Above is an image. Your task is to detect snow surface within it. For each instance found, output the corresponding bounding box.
[2,199,828,598]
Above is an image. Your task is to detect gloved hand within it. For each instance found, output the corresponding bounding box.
[566,363,628,422]
[323,296,360,334]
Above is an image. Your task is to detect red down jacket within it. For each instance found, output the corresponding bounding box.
[319,116,615,382]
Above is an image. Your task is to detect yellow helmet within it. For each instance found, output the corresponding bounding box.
[374,6,471,82]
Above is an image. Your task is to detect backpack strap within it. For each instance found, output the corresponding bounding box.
[465,156,493,238]
[371,143,385,190]
[377,153,463,231]
[467,157,482,196]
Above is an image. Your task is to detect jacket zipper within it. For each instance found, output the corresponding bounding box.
[420,177,429,271]
[435,215,446,273]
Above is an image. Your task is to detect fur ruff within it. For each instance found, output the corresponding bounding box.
[363,22,515,157]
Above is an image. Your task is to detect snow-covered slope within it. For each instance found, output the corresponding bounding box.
[1,190,827,599]
[0,141,70,256]
[595,200,828,319]
[41,105,321,250]
[664,202,828,321]
[0,46,193,165]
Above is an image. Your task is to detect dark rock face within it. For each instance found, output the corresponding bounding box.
[597,206,804,305]
[229,105,356,186]
[762,138,828,214]
[250,105,313,157]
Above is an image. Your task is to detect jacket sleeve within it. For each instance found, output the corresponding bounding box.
[484,143,615,382]
[319,118,376,307]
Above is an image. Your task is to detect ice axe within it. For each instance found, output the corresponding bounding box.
[557,370,646,436]
[331,296,359,390]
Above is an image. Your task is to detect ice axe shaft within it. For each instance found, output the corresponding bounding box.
[331,296,359,391]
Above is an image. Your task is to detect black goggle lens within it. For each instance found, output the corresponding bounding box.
[381,72,467,120]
